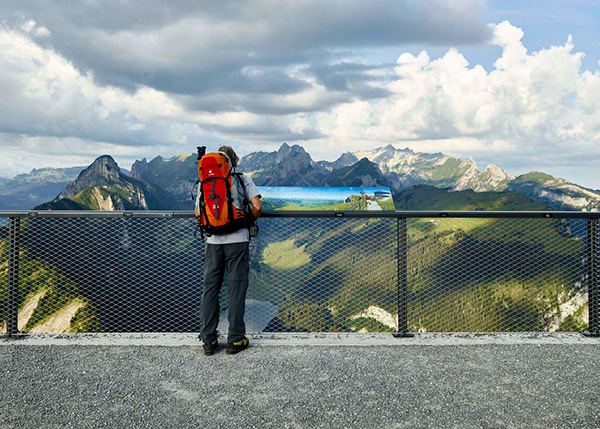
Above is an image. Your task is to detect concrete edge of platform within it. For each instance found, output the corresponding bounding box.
[1,332,600,347]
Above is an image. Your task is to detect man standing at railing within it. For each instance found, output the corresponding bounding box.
[197,145,262,356]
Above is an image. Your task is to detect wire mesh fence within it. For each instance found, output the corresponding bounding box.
[0,212,597,335]
[407,217,588,332]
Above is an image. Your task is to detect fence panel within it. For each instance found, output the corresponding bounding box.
[407,217,588,332]
[13,216,204,333]
[0,212,595,334]
[249,217,398,333]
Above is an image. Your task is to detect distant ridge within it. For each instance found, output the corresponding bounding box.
[238,142,328,186]
[237,143,600,211]
[0,166,85,210]
[130,153,197,210]
[323,158,389,187]
[19,142,600,212]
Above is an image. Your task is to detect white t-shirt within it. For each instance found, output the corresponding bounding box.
[205,174,261,245]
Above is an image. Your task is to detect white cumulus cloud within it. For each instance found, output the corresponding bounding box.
[0,26,202,146]
[315,21,600,180]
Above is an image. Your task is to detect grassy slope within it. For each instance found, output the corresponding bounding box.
[143,154,196,191]
[394,185,546,211]
[72,185,141,210]
[34,199,89,210]
[401,187,585,331]
[378,198,395,210]
[274,201,358,211]
[428,158,465,185]
[511,171,556,185]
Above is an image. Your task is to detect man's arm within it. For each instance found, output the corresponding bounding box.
[250,195,262,220]
[241,174,262,220]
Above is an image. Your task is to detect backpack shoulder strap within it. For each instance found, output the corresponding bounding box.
[232,171,257,239]
[232,171,249,206]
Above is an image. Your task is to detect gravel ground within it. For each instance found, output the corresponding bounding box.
[1,343,599,428]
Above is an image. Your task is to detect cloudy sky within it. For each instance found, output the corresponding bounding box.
[1,0,600,187]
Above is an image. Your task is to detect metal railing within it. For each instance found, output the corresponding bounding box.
[1,210,599,337]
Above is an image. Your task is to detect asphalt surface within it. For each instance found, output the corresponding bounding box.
[1,341,599,428]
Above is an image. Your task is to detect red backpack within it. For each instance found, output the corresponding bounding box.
[194,149,250,237]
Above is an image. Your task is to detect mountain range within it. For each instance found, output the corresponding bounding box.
[1,142,598,211]
[0,166,85,210]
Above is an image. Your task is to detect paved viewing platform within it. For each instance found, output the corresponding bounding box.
[2,333,599,428]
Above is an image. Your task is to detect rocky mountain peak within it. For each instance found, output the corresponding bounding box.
[323,157,389,187]
[330,151,359,170]
[484,164,510,180]
[58,155,124,199]
[90,155,121,180]
[459,157,480,175]
[355,157,374,167]
[238,142,326,186]
[356,144,415,165]
[277,142,291,154]
[275,142,311,162]
[130,158,149,179]
[381,144,415,155]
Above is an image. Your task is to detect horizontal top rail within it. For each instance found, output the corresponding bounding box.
[0,209,599,219]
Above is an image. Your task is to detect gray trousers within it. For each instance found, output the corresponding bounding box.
[200,242,249,344]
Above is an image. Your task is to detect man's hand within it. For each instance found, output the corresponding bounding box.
[250,196,262,220]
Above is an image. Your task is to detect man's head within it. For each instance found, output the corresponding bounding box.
[218,145,239,168]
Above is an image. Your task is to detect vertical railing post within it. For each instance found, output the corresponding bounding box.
[393,217,413,338]
[584,218,599,337]
[6,217,21,336]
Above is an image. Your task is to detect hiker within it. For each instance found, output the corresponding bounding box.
[195,145,262,355]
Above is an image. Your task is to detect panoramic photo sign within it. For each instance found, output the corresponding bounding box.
[257,186,395,211]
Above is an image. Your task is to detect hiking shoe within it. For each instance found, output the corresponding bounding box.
[225,336,249,355]
[203,339,218,356]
